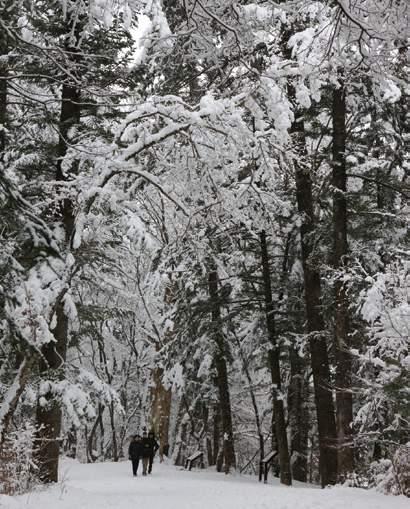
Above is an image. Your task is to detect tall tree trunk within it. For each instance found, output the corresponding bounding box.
[151,365,172,457]
[279,14,338,484]
[0,5,27,449]
[108,400,118,462]
[151,283,174,458]
[288,346,309,482]
[35,29,81,482]
[87,404,104,462]
[0,0,12,156]
[260,230,292,486]
[332,82,354,479]
[35,304,71,481]
[0,33,6,155]
[293,136,338,486]
[208,270,236,473]
[213,404,221,468]
[278,234,308,482]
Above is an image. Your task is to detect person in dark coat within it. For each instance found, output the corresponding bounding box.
[141,431,152,475]
[128,434,143,476]
[147,430,159,474]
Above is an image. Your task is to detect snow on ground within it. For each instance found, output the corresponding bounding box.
[0,459,408,509]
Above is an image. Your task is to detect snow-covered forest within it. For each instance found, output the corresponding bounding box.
[0,0,409,499]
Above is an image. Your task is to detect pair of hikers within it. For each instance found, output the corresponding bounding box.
[128,430,159,476]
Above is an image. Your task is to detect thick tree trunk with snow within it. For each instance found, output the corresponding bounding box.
[151,366,172,458]
[35,36,81,483]
[332,83,354,479]
[35,303,71,481]
[151,283,174,459]
[208,270,236,473]
[260,231,292,486]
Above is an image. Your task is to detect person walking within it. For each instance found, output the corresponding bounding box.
[128,434,143,477]
[147,430,159,474]
[141,430,152,476]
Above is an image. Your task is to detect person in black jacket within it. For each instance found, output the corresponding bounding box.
[141,431,151,475]
[147,430,159,474]
[128,435,143,476]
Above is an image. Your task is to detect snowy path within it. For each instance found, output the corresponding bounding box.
[1,459,408,509]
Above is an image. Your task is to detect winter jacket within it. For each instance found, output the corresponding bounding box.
[141,436,159,457]
[128,439,143,459]
[149,436,160,455]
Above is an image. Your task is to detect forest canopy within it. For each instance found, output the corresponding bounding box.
[0,0,409,497]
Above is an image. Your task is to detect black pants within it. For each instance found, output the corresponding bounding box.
[148,454,154,473]
[131,457,140,476]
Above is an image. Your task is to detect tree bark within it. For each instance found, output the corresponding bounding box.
[151,365,172,459]
[278,15,338,485]
[108,400,118,462]
[0,3,28,450]
[35,26,81,482]
[293,133,338,487]
[288,345,309,482]
[213,404,221,468]
[332,83,354,479]
[260,230,292,485]
[0,51,6,155]
[35,304,71,482]
[151,282,174,459]
[208,270,236,473]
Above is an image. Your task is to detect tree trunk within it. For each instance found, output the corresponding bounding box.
[151,365,172,459]
[0,14,32,443]
[35,29,81,482]
[87,404,104,462]
[213,404,221,468]
[0,44,6,155]
[173,413,188,466]
[288,346,309,482]
[294,142,338,487]
[35,303,70,481]
[278,17,338,485]
[108,400,118,462]
[208,270,236,473]
[260,230,292,486]
[0,0,11,156]
[332,83,354,479]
